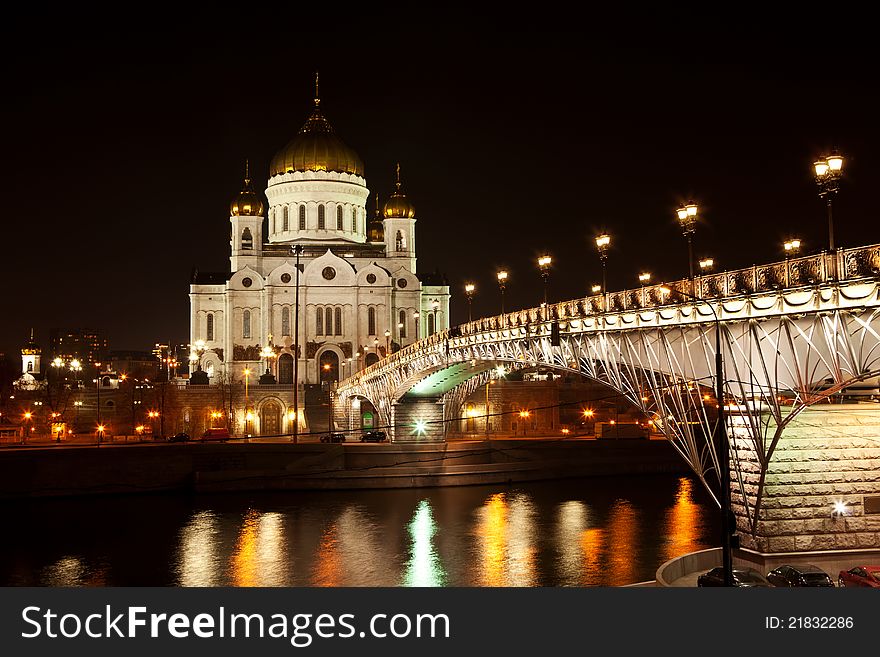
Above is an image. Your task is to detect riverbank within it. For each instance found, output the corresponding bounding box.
[0,438,686,499]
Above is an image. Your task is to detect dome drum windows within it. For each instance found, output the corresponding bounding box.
[336,205,343,230]
[318,204,325,230]
[299,205,306,230]
[283,206,289,231]
[351,207,357,232]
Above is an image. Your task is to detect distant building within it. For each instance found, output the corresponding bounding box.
[50,328,109,367]
[110,350,158,380]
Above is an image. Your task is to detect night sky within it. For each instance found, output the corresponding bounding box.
[2,13,879,357]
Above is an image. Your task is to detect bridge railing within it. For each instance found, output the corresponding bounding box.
[341,243,880,388]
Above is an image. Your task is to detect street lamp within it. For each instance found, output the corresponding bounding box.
[591,284,601,295]
[537,255,552,306]
[69,359,82,388]
[638,272,651,285]
[699,258,714,273]
[464,283,476,322]
[676,202,699,292]
[783,238,801,258]
[496,270,508,315]
[243,367,251,437]
[595,233,611,295]
[813,152,844,252]
[384,329,391,355]
[660,283,733,587]
[291,244,304,443]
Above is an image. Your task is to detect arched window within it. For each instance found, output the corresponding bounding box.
[318,204,325,229]
[335,307,342,335]
[325,307,333,336]
[399,309,407,338]
[243,310,251,339]
[316,307,324,335]
[351,207,357,232]
[428,312,435,336]
[281,306,290,336]
[368,307,376,336]
[207,313,214,341]
[242,227,253,250]
[396,230,405,251]
[336,205,343,230]
[27,361,33,372]
[299,205,306,230]
[283,206,289,231]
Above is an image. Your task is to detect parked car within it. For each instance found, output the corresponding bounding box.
[838,565,880,588]
[361,430,387,443]
[199,427,231,441]
[767,564,834,587]
[697,567,772,587]
[168,432,190,443]
[320,433,346,443]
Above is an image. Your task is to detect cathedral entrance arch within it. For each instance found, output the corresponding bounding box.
[278,353,293,384]
[319,350,340,383]
[365,353,380,367]
[260,400,282,436]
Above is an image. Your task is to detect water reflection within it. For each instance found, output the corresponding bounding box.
[475,492,537,586]
[662,477,702,562]
[0,475,719,587]
[403,499,446,586]
[230,510,288,587]
[176,510,221,586]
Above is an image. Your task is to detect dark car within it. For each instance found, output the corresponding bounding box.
[361,430,387,443]
[838,565,880,588]
[320,433,346,443]
[168,432,190,443]
[767,564,834,587]
[697,567,772,587]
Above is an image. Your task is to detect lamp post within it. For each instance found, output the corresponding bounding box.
[243,367,251,437]
[537,255,552,306]
[676,202,699,293]
[496,271,507,315]
[95,361,103,443]
[784,239,801,258]
[291,244,303,443]
[813,152,844,253]
[384,329,391,356]
[595,233,611,297]
[660,284,733,587]
[69,359,82,388]
[638,272,651,285]
[464,283,475,322]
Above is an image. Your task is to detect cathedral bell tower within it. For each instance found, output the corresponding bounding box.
[230,160,265,272]
[382,163,417,272]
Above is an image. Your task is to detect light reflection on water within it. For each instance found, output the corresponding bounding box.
[0,475,718,587]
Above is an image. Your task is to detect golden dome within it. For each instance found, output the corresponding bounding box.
[269,98,364,177]
[382,163,415,219]
[230,162,265,216]
[368,195,385,242]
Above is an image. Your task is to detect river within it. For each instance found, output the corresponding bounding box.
[0,474,718,586]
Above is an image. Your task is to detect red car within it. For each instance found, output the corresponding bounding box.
[838,565,880,588]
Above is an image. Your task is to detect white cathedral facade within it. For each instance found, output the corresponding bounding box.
[189,90,451,391]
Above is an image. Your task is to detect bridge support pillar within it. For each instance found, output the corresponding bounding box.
[391,396,445,443]
[730,403,880,554]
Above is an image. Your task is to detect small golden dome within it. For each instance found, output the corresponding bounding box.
[382,163,415,219]
[230,162,265,216]
[269,99,364,177]
[368,195,385,242]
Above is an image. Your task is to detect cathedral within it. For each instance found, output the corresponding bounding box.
[189,83,451,406]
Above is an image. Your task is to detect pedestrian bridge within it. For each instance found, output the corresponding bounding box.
[337,244,880,553]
